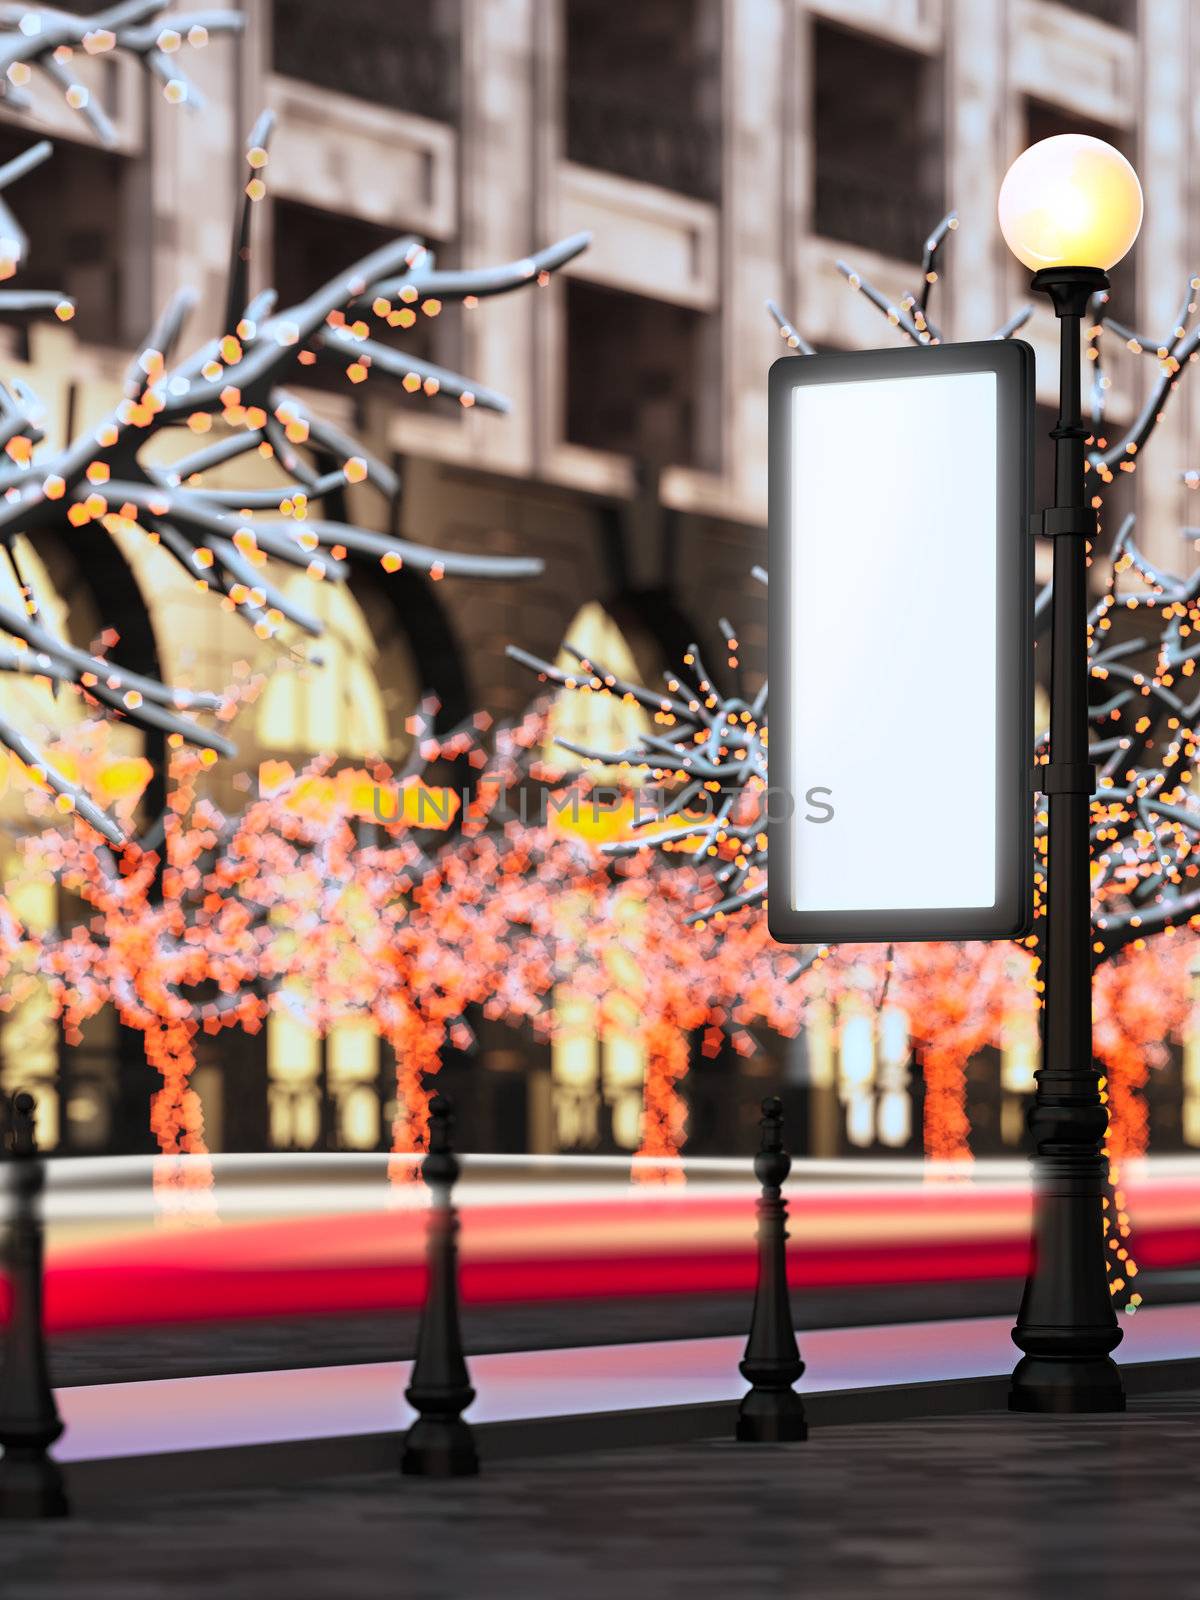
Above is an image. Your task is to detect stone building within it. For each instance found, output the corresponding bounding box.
[1,0,1197,1158]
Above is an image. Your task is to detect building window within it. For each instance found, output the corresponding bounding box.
[256,578,419,764]
[270,198,461,402]
[545,602,654,775]
[551,893,648,1153]
[266,1010,386,1151]
[0,127,125,347]
[565,280,716,469]
[1056,0,1134,27]
[271,0,461,121]
[564,0,720,201]
[812,22,944,263]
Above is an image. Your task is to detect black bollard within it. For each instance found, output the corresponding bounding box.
[736,1096,807,1442]
[401,1094,479,1477]
[0,1091,67,1517]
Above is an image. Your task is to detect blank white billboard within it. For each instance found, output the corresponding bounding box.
[768,343,1033,943]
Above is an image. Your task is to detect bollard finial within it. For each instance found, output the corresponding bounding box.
[422,1094,459,1190]
[754,1095,791,1193]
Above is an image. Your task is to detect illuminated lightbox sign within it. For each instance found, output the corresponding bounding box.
[768,341,1034,944]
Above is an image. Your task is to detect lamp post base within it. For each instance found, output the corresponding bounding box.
[1009,1353,1125,1414]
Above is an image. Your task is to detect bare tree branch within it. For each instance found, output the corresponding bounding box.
[0,2,244,145]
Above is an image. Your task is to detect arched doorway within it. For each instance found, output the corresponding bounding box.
[0,534,156,1153]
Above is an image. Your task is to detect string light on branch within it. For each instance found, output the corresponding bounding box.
[0,103,589,839]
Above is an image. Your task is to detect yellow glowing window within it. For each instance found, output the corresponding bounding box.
[256,576,417,759]
[550,888,648,1151]
[0,538,88,748]
[545,602,653,778]
[266,1006,382,1152]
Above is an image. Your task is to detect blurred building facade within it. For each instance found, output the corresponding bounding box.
[2,0,1199,1158]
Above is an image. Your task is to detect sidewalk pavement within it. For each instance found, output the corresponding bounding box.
[55,1301,1200,1463]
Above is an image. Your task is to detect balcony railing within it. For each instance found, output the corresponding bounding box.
[272,1,459,121]
[566,82,720,202]
[813,161,942,266]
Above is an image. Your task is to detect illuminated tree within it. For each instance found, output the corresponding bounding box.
[508,595,769,924]
[0,8,587,839]
[212,708,805,1171]
[249,712,500,1169]
[0,7,825,1172]
[581,855,802,1170]
[31,704,1189,1184]
[29,716,273,1192]
[403,727,807,1168]
[800,941,1033,1163]
[1093,933,1196,1165]
[19,709,570,1168]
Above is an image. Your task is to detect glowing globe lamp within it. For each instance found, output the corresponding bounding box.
[998,134,1142,273]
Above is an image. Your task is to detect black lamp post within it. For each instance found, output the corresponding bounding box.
[998,134,1144,1413]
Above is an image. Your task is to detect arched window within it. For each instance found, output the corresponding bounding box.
[0,537,148,1152]
[0,537,88,756]
[544,601,653,778]
[266,1009,384,1152]
[0,540,92,1155]
[256,576,420,761]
